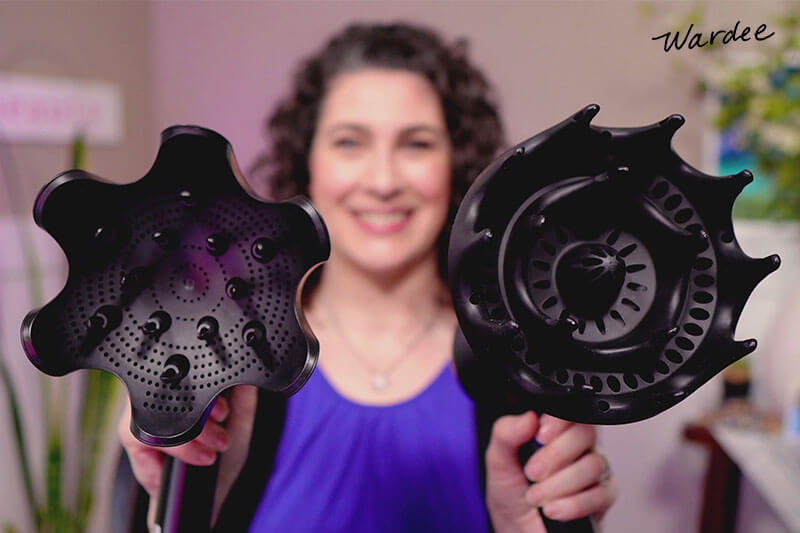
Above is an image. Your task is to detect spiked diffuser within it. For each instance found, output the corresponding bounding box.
[449,105,781,424]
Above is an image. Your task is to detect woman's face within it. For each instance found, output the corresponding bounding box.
[308,68,452,276]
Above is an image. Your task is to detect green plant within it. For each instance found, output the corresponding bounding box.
[642,2,800,219]
[0,135,119,532]
[709,20,800,220]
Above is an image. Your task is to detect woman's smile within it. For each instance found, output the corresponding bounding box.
[350,208,414,234]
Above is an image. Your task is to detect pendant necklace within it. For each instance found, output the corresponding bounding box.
[324,302,440,391]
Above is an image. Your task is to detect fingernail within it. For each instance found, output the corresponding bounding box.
[211,402,228,422]
[526,486,543,506]
[525,460,543,481]
[200,450,217,465]
[543,502,565,520]
[537,418,555,442]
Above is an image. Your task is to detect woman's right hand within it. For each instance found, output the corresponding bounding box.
[117,385,258,529]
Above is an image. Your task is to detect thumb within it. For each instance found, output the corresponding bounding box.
[485,411,539,482]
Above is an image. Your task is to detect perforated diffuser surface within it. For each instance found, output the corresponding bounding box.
[449,105,780,424]
[21,126,329,445]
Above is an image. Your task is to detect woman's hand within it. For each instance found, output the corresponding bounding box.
[117,385,258,529]
[485,411,618,532]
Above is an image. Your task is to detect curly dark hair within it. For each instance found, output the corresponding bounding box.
[250,22,505,279]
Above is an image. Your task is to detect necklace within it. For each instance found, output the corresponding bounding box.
[324,302,440,391]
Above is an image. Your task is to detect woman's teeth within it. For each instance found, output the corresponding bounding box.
[355,212,409,224]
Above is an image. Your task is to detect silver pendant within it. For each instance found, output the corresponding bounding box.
[371,374,389,390]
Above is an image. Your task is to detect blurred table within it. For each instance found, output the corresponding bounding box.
[685,422,800,533]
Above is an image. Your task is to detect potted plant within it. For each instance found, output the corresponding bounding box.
[0,135,120,533]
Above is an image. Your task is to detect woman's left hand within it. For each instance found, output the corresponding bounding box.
[484,411,618,532]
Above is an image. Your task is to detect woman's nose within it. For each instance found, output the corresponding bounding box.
[364,148,402,198]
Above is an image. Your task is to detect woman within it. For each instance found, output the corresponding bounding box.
[119,22,618,532]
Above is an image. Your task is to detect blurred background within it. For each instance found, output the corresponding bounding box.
[1,1,799,532]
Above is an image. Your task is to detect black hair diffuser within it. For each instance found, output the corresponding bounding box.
[450,104,780,423]
[20,126,329,532]
[449,105,780,530]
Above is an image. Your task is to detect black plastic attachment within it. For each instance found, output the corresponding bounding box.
[449,105,780,425]
[21,125,330,446]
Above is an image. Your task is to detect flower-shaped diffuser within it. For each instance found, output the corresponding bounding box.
[22,126,329,445]
[19,126,329,533]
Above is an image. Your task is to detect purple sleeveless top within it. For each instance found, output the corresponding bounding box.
[248,363,489,532]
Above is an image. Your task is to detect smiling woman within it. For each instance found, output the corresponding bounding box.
[255,23,504,281]
[118,22,619,533]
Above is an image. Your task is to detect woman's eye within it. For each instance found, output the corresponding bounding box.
[405,140,433,150]
[334,138,360,148]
